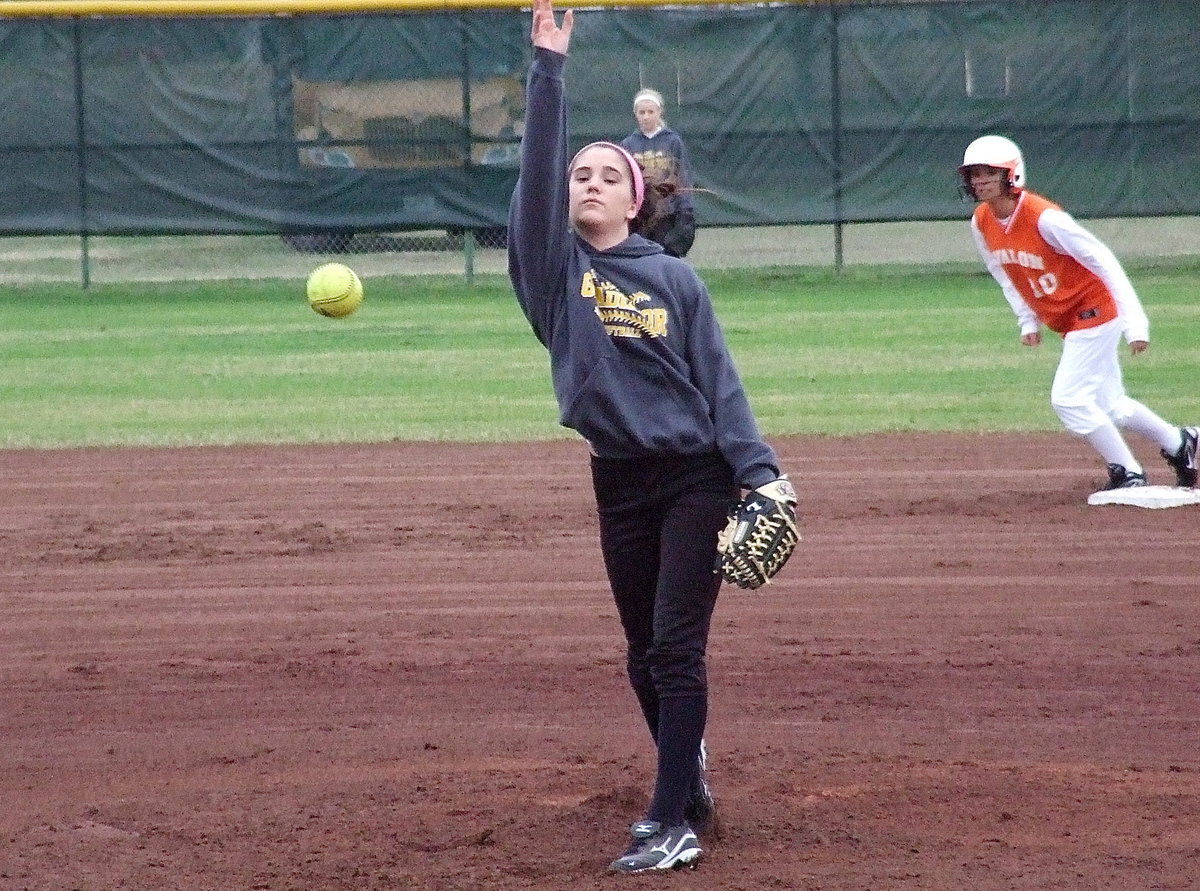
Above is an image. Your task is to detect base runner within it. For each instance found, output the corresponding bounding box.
[959,134,1197,491]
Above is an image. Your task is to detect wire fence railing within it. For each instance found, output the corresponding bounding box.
[2,217,1196,287]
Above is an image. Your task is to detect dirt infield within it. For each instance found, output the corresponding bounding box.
[2,433,1198,890]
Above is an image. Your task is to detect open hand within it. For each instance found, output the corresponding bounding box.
[532,0,573,54]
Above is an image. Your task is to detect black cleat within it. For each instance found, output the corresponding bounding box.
[684,740,721,839]
[1161,426,1199,488]
[1105,463,1148,490]
[608,820,702,873]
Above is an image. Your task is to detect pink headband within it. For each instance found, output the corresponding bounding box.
[569,141,645,213]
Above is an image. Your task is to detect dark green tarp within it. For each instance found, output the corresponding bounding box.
[0,0,1195,235]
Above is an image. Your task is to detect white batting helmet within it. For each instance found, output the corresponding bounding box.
[958,135,1026,193]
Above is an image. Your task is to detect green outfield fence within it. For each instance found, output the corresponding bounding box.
[0,0,1197,284]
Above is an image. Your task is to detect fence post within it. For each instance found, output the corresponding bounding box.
[463,230,476,284]
[829,1,844,273]
[459,14,477,286]
[72,17,92,288]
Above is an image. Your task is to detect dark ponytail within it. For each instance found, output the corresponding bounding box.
[631,165,697,258]
[630,167,679,238]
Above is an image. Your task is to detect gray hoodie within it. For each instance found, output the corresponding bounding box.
[507,48,779,489]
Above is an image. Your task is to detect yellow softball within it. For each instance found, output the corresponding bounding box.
[306,263,363,318]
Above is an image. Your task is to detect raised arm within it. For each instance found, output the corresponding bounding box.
[507,0,576,341]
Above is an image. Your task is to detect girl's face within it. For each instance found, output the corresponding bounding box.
[965,164,1007,201]
[569,146,638,242]
[634,99,663,136]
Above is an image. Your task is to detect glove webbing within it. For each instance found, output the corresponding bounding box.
[720,507,800,589]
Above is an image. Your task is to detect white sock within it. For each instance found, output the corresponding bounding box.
[1083,424,1141,473]
[1116,400,1181,453]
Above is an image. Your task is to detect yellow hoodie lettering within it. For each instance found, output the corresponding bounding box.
[580,269,669,338]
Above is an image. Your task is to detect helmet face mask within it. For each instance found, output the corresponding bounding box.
[958,134,1025,200]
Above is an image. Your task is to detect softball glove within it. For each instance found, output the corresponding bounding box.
[715,477,800,590]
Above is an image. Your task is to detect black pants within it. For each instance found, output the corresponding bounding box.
[590,451,735,824]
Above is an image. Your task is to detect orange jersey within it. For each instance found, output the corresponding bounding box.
[973,191,1118,335]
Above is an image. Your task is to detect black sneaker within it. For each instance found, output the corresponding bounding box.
[1161,426,1199,488]
[684,740,720,839]
[1105,463,1148,490]
[608,820,702,873]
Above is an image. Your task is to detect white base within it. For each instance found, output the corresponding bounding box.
[1087,485,1200,509]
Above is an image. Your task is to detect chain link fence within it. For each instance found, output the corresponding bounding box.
[2,1,1198,286]
[279,228,508,255]
[2,216,1197,287]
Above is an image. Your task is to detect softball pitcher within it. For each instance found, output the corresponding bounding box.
[959,135,1197,490]
[508,0,795,872]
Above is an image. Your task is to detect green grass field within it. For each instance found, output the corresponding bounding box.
[2,263,1197,449]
